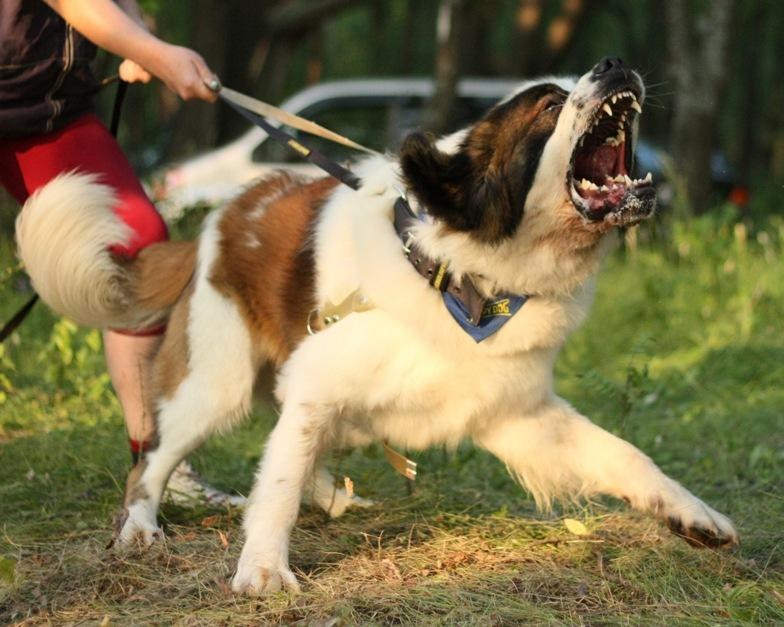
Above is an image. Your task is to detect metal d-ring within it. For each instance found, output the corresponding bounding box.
[306,308,320,335]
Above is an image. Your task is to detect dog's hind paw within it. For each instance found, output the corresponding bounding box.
[324,492,375,518]
[231,555,300,596]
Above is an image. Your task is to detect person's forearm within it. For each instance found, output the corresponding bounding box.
[43,0,168,77]
[43,0,217,101]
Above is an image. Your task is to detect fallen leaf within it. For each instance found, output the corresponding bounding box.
[217,530,229,549]
[0,556,16,584]
[200,514,221,527]
[563,518,589,536]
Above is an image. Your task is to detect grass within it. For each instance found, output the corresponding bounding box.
[1,207,783,624]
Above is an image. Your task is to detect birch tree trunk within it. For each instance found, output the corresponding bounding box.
[665,0,735,214]
[423,0,464,135]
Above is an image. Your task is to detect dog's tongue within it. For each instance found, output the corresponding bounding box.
[574,145,619,181]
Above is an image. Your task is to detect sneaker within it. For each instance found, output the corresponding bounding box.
[163,460,247,508]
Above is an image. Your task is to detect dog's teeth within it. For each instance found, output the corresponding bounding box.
[624,174,633,186]
[614,174,625,183]
[631,100,642,114]
[611,94,618,104]
[580,179,591,189]
[600,185,609,192]
[644,172,653,183]
[602,103,613,116]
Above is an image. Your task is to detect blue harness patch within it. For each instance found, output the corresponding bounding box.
[443,292,528,343]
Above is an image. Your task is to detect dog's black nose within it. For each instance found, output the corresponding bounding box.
[592,56,625,77]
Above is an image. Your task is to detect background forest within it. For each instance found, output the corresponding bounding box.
[103,0,784,215]
[1,0,783,624]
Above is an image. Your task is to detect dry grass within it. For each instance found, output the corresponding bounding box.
[4,500,779,625]
[2,215,784,624]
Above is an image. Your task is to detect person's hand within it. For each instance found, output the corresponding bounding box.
[118,59,151,84]
[149,44,219,102]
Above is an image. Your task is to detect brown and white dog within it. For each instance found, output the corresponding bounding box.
[16,58,737,595]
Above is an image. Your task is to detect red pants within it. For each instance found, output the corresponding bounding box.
[0,112,167,334]
[0,112,167,258]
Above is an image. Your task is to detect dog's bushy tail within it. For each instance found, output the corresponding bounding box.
[15,171,195,330]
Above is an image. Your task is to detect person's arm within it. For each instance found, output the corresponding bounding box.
[114,0,153,85]
[42,0,217,101]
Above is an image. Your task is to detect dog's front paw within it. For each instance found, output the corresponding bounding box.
[656,491,738,548]
[232,551,300,596]
[113,504,164,548]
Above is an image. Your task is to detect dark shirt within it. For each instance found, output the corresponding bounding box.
[0,0,99,138]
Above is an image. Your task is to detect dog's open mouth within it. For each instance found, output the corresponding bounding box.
[568,89,655,225]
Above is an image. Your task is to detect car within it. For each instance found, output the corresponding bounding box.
[150,77,520,218]
[151,77,746,218]
[633,138,745,207]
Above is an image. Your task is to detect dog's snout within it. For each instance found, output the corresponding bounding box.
[592,56,625,77]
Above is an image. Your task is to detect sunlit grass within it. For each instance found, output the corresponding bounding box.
[1,210,782,623]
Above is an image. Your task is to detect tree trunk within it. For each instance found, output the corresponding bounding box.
[665,0,735,214]
[737,2,765,185]
[424,0,464,135]
[459,0,497,76]
[165,0,230,158]
[541,0,592,72]
[506,0,543,77]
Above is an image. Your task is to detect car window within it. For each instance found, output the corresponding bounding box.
[251,96,499,164]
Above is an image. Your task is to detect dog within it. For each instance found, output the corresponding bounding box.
[16,57,737,595]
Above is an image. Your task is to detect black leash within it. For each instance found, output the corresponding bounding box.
[109,78,129,138]
[0,293,38,343]
[216,87,500,337]
[0,78,130,344]
[217,92,362,192]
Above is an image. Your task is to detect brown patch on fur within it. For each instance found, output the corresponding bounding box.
[123,458,150,507]
[210,173,339,365]
[400,84,567,243]
[131,241,197,314]
[152,282,194,401]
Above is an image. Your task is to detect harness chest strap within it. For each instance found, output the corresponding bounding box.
[305,291,418,481]
[306,289,374,335]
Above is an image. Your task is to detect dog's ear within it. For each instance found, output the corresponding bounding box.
[400,132,517,243]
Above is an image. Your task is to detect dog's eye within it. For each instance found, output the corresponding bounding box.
[535,92,567,115]
[542,98,565,113]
